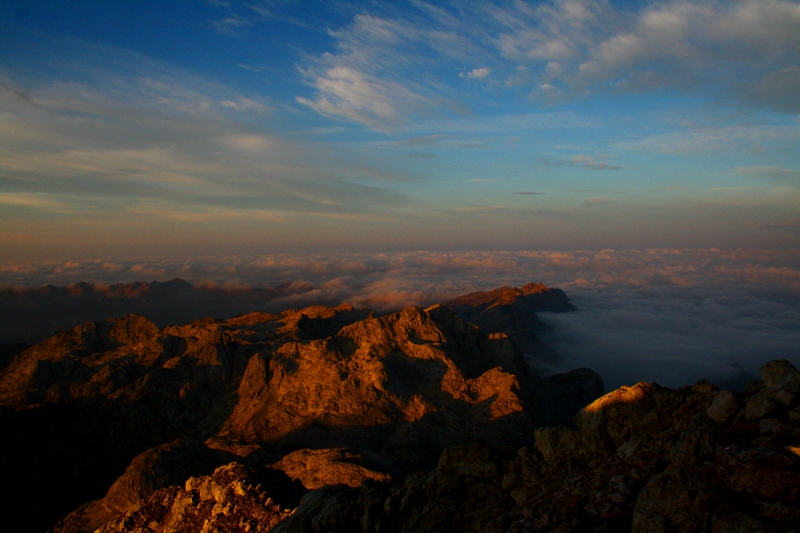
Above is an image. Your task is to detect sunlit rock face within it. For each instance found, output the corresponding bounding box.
[0,284,597,532]
[220,303,538,462]
[274,360,800,533]
[445,282,576,371]
[5,286,798,532]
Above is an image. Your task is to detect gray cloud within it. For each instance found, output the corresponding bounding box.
[614,124,800,154]
[735,166,800,180]
[404,152,438,159]
[492,0,800,111]
[536,154,620,170]
[400,134,458,146]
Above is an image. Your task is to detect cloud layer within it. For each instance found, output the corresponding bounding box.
[2,249,798,390]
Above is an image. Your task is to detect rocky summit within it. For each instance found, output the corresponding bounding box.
[0,283,797,532]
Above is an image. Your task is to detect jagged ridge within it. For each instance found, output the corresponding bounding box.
[0,283,600,532]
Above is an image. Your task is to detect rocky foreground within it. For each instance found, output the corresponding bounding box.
[0,283,798,532]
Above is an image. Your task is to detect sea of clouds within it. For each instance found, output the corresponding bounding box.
[2,249,798,391]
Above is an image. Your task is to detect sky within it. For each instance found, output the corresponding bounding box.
[1,0,799,261]
[1,2,799,388]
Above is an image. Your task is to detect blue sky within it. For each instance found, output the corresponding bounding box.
[1,0,799,260]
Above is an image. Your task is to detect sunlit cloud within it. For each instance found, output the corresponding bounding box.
[614,124,800,154]
[0,193,66,210]
[297,66,435,130]
[461,67,491,81]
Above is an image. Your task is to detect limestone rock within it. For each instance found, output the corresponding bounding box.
[445,283,574,368]
[631,467,716,533]
[7,282,797,533]
[537,367,606,426]
[761,359,800,393]
[745,391,779,420]
[3,285,596,531]
[55,439,235,533]
[668,414,718,467]
[94,462,297,533]
[706,390,739,423]
[278,361,800,533]
[271,448,391,490]
[533,426,583,464]
[716,446,800,502]
[575,382,661,454]
[219,304,536,467]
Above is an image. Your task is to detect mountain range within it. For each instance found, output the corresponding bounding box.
[1,282,798,532]
[0,278,324,345]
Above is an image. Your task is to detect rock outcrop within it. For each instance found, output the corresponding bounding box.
[93,462,298,533]
[274,360,800,532]
[0,284,598,532]
[14,285,795,532]
[446,282,575,370]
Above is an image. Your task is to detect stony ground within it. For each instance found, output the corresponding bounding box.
[67,359,800,533]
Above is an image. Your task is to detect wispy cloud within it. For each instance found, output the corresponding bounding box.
[735,166,800,180]
[295,0,800,130]
[296,66,435,130]
[486,0,800,111]
[219,97,271,113]
[295,8,485,129]
[536,154,620,170]
[0,47,412,221]
[399,134,458,146]
[615,124,800,154]
[581,196,613,208]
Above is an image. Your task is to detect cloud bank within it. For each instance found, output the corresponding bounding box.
[2,249,798,391]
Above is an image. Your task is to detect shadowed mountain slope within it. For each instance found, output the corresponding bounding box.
[0,284,600,532]
[446,282,576,371]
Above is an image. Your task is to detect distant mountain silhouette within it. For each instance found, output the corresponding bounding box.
[0,278,324,344]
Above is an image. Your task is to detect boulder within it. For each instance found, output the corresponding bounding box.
[706,390,739,424]
[761,359,800,393]
[271,448,391,490]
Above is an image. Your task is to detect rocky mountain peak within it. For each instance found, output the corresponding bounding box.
[4,283,795,533]
[445,283,575,371]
